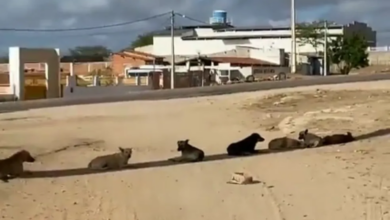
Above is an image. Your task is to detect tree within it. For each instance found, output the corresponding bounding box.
[328,34,369,75]
[296,21,325,53]
[130,34,153,48]
[68,45,111,57]
[0,56,8,63]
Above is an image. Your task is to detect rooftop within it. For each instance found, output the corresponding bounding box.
[152,24,234,36]
[152,22,346,37]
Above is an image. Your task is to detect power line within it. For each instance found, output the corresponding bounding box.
[0,13,205,39]
[0,17,173,41]
[0,12,170,32]
[174,13,208,25]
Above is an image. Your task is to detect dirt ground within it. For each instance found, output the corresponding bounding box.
[0,81,390,220]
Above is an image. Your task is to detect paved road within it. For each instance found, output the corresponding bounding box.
[1,74,390,113]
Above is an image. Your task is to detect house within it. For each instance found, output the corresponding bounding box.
[111,50,166,75]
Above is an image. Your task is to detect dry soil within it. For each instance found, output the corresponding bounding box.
[0,81,390,220]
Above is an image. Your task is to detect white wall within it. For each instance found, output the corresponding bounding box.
[63,86,152,98]
[9,47,61,100]
[207,47,283,65]
[248,48,284,65]
[153,36,235,56]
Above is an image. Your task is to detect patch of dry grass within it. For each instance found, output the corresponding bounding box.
[242,89,390,131]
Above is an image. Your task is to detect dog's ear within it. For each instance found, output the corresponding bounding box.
[184,139,189,144]
[119,147,124,152]
[304,129,308,134]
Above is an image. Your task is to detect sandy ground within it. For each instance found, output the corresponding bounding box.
[1,81,390,220]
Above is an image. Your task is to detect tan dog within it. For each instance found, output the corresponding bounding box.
[88,147,132,170]
[0,150,36,182]
[268,137,305,151]
[168,139,205,163]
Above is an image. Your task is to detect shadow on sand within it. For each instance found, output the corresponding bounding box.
[353,128,390,141]
[19,128,390,180]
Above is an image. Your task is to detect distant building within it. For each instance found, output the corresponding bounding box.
[149,11,376,57]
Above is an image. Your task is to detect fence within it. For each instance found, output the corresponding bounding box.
[0,62,111,74]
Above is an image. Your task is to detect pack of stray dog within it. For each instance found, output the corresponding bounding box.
[0,129,356,182]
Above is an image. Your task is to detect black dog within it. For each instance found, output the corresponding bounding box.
[268,137,305,151]
[227,133,265,156]
[322,132,355,146]
[169,139,205,162]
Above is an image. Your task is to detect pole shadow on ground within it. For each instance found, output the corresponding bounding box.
[18,128,390,180]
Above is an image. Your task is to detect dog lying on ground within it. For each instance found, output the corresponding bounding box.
[88,147,132,170]
[169,139,205,162]
[227,133,265,156]
[298,129,323,148]
[268,137,305,151]
[322,132,355,146]
[0,150,35,182]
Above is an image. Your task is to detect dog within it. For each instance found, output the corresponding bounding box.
[169,139,205,162]
[88,147,132,170]
[268,137,305,151]
[298,129,323,148]
[322,132,355,146]
[0,150,35,182]
[227,133,265,156]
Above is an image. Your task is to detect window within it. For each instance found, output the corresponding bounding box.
[220,70,228,76]
[127,72,149,77]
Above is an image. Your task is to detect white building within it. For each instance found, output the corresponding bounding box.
[150,22,376,57]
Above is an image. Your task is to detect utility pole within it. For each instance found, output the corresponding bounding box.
[197,52,203,87]
[170,10,175,89]
[290,0,297,73]
[323,20,328,76]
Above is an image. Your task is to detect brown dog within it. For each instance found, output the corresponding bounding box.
[298,129,324,148]
[0,150,35,182]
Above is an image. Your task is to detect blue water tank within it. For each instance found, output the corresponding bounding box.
[210,10,227,24]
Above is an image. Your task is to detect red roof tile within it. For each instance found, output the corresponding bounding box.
[121,49,162,58]
[114,52,154,61]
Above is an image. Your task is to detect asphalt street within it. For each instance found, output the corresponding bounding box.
[1,74,390,113]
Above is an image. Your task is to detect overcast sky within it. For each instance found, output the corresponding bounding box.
[0,0,389,55]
